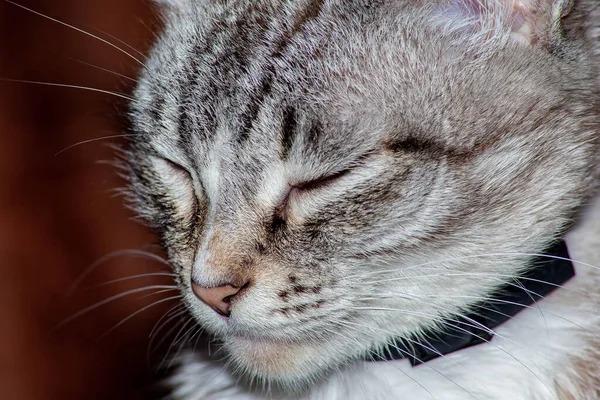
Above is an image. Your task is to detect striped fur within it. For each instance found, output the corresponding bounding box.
[125,1,600,398]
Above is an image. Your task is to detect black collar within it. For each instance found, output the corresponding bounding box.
[368,240,575,366]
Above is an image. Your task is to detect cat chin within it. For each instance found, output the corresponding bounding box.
[222,335,345,391]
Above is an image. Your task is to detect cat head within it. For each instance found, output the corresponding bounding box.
[126,0,599,391]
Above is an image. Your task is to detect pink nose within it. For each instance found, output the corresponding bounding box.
[191,282,243,317]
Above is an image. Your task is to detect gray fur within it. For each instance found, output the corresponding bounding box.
[125,0,599,397]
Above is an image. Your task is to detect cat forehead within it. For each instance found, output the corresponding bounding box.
[132,0,571,165]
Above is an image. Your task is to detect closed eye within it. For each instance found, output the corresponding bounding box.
[291,148,376,192]
[293,168,352,192]
[150,156,199,216]
[277,151,374,213]
[276,168,352,214]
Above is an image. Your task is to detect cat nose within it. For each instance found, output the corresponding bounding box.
[191,282,244,317]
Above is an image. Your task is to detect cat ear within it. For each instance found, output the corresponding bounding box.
[437,0,574,48]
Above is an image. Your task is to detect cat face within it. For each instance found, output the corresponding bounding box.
[126,0,599,390]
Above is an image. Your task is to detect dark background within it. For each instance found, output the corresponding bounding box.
[0,1,183,399]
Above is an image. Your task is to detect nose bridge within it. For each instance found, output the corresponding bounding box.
[193,223,252,287]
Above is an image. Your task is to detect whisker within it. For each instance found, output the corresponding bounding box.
[348,303,531,358]
[0,78,133,101]
[347,251,599,281]
[360,274,552,312]
[150,317,187,368]
[193,326,210,354]
[89,272,176,288]
[540,310,600,341]
[98,295,182,340]
[148,310,188,365]
[341,312,556,399]
[4,0,144,65]
[85,24,147,59]
[50,51,137,82]
[356,295,545,313]
[55,134,147,156]
[160,317,196,370]
[320,324,441,399]
[67,248,169,296]
[358,290,600,343]
[186,325,206,353]
[173,320,201,347]
[360,271,600,300]
[149,304,187,339]
[434,319,557,399]
[55,285,178,329]
[508,277,549,335]
[333,320,478,399]
[320,329,362,352]
[138,287,180,300]
[350,301,561,372]
[169,327,200,370]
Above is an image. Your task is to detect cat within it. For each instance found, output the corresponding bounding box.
[123,0,600,399]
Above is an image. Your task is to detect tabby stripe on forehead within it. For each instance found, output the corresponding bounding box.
[273,0,327,56]
[198,14,256,144]
[232,9,277,144]
[151,42,191,133]
[147,81,170,130]
[177,39,218,150]
[237,68,275,144]
[176,98,197,156]
[306,119,323,153]
[280,106,297,161]
[236,0,326,145]
[148,94,165,127]
[177,103,196,165]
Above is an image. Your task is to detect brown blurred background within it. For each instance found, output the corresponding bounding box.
[0,1,184,399]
